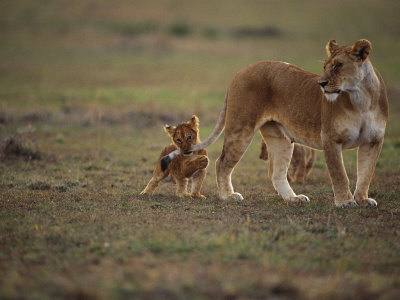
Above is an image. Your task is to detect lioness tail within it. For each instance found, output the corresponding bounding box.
[160,93,228,171]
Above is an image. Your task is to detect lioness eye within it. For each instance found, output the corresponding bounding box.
[334,62,343,70]
[187,136,192,141]
[176,138,182,143]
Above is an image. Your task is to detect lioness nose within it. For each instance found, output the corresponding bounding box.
[318,80,328,88]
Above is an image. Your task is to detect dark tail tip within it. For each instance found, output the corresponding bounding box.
[161,155,172,171]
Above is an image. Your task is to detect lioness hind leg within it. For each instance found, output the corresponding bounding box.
[354,141,383,207]
[216,130,255,201]
[260,124,309,203]
[291,146,307,184]
[305,149,316,176]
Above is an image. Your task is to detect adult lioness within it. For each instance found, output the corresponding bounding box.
[162,39,388,207]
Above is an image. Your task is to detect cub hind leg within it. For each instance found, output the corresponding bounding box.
[260,123,309,202]
[140,171,169,195]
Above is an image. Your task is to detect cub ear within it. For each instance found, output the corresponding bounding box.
[164,124,176,136]
[188,115,199,129]
[326,39,339,56]
[350,39,371,62]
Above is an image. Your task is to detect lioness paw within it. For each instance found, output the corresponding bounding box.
[231,192,244,201]
[336,199,359,208]
[221,192,244,201]
[288,194,310,203]
[355,197,378,207]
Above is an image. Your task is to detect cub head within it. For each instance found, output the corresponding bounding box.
[318,39,372,101]
[164,115,199,155]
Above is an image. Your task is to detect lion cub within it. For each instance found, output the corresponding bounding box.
[141,115,208,198]
[259,141,316,184]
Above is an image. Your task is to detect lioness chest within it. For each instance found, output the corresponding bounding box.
[331,109,385,149]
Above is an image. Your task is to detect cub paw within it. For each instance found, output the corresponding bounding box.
[287,194,310,203]
[197,155,209,169]
[336,199,359,208]
[355,198,378,207]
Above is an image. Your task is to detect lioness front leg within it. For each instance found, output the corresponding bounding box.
[323,142,356,207]
[354,141,383,207]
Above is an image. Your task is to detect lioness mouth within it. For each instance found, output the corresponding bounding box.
[325,89,341,94]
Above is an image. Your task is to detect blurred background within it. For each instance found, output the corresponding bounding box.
[1,0,399,120]
[1,0,399,167]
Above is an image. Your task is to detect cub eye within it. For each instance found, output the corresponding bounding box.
[187,135,192,141]
[176,138,182,143]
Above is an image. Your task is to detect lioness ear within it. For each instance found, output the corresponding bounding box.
[351,39,371,62]
[326,40,339,56]
[164,124,176,136]
[188,115,199,129]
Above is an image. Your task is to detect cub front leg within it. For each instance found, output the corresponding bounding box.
[191,168,207,198]
[323,142,357,207]
[354,140,383,207]
[175,177,190,197]
[182,155,209,178]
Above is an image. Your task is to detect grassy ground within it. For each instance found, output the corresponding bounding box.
[1,0,400,299]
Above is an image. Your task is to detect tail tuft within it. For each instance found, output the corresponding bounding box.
[161,155,171,171]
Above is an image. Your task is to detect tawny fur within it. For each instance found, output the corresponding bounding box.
[140,115,208,198]
[164,39,388,208]
[259,141,316,184]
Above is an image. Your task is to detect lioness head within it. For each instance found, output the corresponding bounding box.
[164,115,199,155]
[318,39,372,101]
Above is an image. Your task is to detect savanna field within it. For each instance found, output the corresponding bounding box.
[1,0,400,299]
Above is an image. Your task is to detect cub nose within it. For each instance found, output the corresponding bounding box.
[318,79,328,88]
